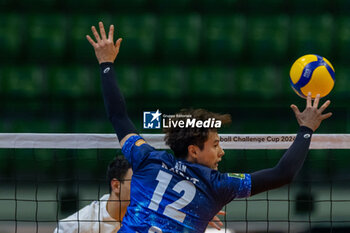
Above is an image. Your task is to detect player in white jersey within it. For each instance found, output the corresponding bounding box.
[54,157,132,233]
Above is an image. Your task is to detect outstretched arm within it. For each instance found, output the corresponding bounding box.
[250,93,332,196]
[86,22,139,146]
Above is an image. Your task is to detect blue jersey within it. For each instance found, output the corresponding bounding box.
[119,135,251,233]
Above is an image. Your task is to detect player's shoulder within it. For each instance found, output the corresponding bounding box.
[89,194,109,212]
[99,194,110,201]
[121,134,148,148]
[122,134,155,155]
[210,170,247,182]
[187,161,215,175]
[137,147,176,169]
[169,160,215,184]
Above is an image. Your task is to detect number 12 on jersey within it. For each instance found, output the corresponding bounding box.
[148,170,196,223]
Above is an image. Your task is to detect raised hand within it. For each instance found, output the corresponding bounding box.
[290,92,332,132]
[86,21,122,64]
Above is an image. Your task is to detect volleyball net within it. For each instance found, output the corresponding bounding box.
[0,133,350,233]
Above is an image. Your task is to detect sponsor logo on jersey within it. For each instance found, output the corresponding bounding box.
[227,173,245,179]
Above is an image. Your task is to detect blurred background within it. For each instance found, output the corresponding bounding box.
[2,0,350,135]
[1,0,350,232]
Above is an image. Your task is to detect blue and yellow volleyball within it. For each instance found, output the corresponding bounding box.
[289,54,335,99]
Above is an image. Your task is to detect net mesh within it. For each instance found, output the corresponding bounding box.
[0,133,349,233]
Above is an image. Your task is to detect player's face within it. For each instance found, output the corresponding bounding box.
[120,168,133,202]
[197,131,225,170]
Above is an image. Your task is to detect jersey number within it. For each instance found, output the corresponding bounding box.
[148,170,196,223]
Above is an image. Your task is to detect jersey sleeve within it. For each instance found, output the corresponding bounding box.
[121,135,156,171]
[213,172,252,205]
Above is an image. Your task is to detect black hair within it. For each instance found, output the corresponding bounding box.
[106,156,131,192]
[164,109,231,159]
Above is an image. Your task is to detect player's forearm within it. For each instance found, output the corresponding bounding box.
[250,126,312,195]
[100,62,138,141]
[275,126,313,180]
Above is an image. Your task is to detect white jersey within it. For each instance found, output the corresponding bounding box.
[54,194,120,233]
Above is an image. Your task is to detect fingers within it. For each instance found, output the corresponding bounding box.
[321,112,333,120]
[313,94,320,108]
[209,217,223,230]
[99,21,107,40]
[319,99,332,120]
[216,211,226,216]
[115,38,123,50]
[212,215,223,227]
[108,24,114,41]
[91,26,101,42]
[90,22,119,45]
[290,104,301,116]
[86,35,96,47]
[208,213,224,230]
[208,221,220,230]
[306,92,312,108]
[319,100,331,113]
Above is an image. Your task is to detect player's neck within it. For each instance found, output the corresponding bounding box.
[185,155,197,164]
[107,192,127,222]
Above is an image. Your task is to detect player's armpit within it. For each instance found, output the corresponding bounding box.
[120,133,146,148]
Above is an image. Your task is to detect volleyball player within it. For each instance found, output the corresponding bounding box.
[86,22,332,232]
[53,156,224,232]
[54,156,132,232]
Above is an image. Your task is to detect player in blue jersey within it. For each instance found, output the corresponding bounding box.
[86,22,332,232]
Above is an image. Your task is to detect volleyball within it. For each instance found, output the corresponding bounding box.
[289,54,335,99]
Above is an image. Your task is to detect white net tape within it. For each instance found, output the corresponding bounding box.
[0,133,349,149]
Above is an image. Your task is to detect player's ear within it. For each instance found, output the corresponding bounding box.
[110,178,120,195]
[187,145,198,159]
